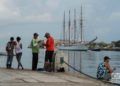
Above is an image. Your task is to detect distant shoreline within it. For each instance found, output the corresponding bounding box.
[89,48,120,51]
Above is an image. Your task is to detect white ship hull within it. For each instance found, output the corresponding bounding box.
[58,44,88,51]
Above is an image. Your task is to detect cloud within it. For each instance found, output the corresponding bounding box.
[109,12,120,21]
[45,0,60,11]
[24,13,53,22]
[0,0,61,24]
[0,0,20,19]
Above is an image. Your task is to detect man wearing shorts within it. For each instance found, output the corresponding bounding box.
[43,33,55,72]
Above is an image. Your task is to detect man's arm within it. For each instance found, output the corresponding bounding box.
[20,43,22,49]
[105,63,113,73]
[6,42,9,52]
[43,39,50,47]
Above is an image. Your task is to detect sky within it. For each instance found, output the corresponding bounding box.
[0,0,120,43]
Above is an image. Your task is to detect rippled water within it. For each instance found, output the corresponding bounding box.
[62,50,120,84]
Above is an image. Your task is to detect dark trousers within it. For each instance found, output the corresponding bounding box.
[16,53,24,69]
[32,53,38,70]
[6,55,13,68]
[44,51,55,72]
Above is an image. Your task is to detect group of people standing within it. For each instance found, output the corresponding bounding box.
[5,32,55,72]
[5,32,116,80]
[30,32,55,72]
[6,37,23,69]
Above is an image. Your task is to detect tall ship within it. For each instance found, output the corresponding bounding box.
[59,6,88,51]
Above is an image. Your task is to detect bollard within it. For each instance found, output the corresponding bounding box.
[56,57,65,72]
[60,57,64,64]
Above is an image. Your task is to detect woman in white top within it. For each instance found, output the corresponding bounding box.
[15,37,24,69]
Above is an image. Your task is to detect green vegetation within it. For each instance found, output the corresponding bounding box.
[112,40,120,47]
[89,40,120,49]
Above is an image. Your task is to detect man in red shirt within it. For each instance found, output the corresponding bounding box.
[43,32,55,72]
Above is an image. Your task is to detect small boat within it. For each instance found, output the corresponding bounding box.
[89,48,101,51]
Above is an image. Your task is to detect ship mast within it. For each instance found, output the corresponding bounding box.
[68,10,71,45]
[63,11,65,43]
[80,5,83,43]
[74,9,77,44]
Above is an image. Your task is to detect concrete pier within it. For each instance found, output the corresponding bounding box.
[0,68,114,86]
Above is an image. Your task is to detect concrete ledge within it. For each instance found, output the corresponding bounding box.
[0,68,114,86]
